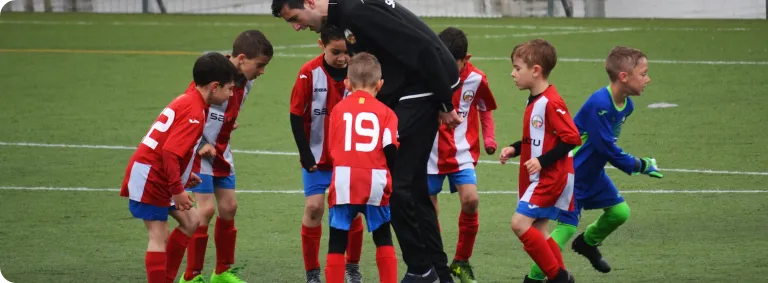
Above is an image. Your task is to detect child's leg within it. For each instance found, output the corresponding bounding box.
[372,222,397,283]
[584,202,630,245]
[325,226,349,283]
[528,221,577,281]
[531,219,565,269]
[511,203,561,280]
[454,180,479,262]
[167,208,199,282]
[184,175,216,280]
[301,169,331,274]
[145,220,169,283]
[213,181,239,274]
[346,214,364,265]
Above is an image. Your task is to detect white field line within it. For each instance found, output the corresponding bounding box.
[472,27,637,39]
[0,20,753,32]
[2,141,767,176]
[0,186,765,194]
[197,51,768,66]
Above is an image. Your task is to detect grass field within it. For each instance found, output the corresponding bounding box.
[1,11,767,283]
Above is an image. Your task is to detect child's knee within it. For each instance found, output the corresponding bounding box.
[305,199,325,219]
[460,193,479,212]
[372,222,394,247]
[607,202,630,225]
[510,215,531,235]
[218,198,238,219]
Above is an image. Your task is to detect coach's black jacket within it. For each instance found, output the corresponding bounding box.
[326,0,460,111]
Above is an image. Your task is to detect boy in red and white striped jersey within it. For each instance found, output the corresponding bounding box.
[499,39,581,283]
[325,52,399,283]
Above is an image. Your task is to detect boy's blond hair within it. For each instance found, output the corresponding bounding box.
[511,39,557,78]
[605,46,647,82]
[347,52,382,89]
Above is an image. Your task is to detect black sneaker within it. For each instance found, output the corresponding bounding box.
[401,268,440,283]
[346,263,363,283]
[571,233,611,273]
[306,268,321,283]
[522,274,546,283]
[548,269,574,283]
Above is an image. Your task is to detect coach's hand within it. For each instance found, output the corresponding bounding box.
[172,191,194,211]
[439,110,463,128]
[499,146,516,164]
[198,144,216,158]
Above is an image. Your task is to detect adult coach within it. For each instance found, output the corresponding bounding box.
[271,1,462,282]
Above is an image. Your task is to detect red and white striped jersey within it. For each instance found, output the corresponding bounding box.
[120,90,207,207]
[327,91,399,207]
[188,78,252,177]
[290,54,349,171]
[518,85,581,211]
[428,62,497,174]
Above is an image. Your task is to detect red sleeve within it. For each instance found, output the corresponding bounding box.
[289,67,313,116]
[475,76,497,111]
[327,104,344,164]
[163,103,205,158]
[383,108,399,149]
[546,99,582,145]
[162,150,184,195]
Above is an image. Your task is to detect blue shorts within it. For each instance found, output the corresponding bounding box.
[516,200,560,221]
[129,200,176,221]
[329,204,391,232]
[186,174,236,193]
[558,171,625,226]
[302,168,332,197]
[428,168,477,195]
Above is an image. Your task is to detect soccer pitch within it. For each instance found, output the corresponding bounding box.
[0,12,767,282]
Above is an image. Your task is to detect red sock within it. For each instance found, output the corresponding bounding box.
[183,226,209,280]
[346,217,364,264]
[324,253,346,283]
[455,211,479,261]
[215,217,237,274]
[547,237,565,269]
[301,224,322,271]
[146,251,166,283]
[376,246,398,283]
[165,228,190,283]
[518,227,560,279]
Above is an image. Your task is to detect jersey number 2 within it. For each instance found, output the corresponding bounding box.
[343,112,379,152]
[142,108,175,150]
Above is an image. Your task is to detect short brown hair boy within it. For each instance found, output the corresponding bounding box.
[605,46,647,82]
[347,52,382,90]
[511,39,557,78]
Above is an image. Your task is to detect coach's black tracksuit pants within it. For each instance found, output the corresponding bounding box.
[389,97,451,280]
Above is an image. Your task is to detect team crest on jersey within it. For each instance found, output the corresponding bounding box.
[531,115,544,128]
[344,29,356,44]
[462,90,475,103]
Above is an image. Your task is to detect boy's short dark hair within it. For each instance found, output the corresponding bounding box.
[193,52,239,87]
[438,27,468,60]
[232,30,274,59]
[347,52,381,89]
[271,0,305,17]
[511,39,557,78]
[320,27,346,45]
[605,46,647,82]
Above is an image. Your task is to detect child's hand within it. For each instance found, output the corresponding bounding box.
[172,191,194,211]
[233,121,239,130]
[185,173,202,188]
[524,158,542,175]
[499,146,516,164]
[484,139,497,155]
[198,144,216,158]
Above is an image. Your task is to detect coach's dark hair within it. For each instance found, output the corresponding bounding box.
[320,27,345,45]
[232,30,274,59]
[271,0,305,17]
[193,52,239,87]
[438,27,468,60]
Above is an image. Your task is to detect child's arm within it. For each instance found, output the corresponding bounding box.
[288,68,317,171]
[581,101,641,175]
[477,77,498,154]
[383,110,400,170]
[536,100,582,169]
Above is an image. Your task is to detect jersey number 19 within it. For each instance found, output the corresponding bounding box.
[343,112,379,152]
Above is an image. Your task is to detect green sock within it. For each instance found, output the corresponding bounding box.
[528,222,577,280]
[583,201,631,246]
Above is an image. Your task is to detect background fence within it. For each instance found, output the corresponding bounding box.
[2,0,767,19]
